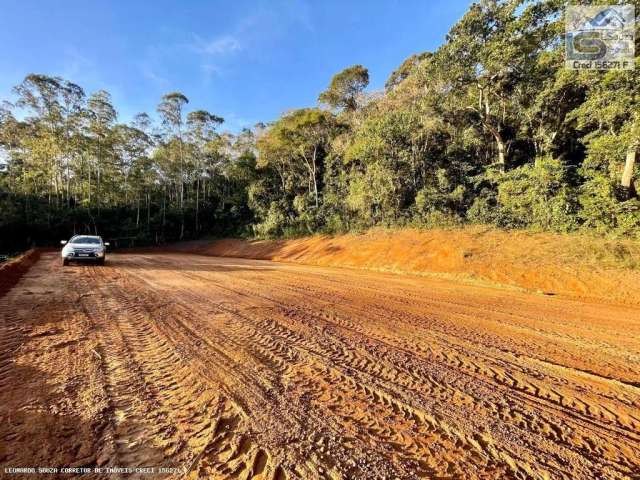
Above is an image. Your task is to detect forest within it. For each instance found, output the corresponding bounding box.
[1,0,638,253]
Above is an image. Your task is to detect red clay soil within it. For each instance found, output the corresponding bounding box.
[1,252,639,479]
[0,249,41,298]
[175,227,640,305]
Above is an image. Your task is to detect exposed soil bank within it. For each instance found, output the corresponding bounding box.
[0,248,41,297]
[174,227,640,305]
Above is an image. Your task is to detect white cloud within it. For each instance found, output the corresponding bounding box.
[204,35,242,55]
[188,34,242,83]
[193,34,242,56]
[185,1,313,84]
[140,63,169,87]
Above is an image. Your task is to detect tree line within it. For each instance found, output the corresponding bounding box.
[1,0,638,252]
[0,78,259,251]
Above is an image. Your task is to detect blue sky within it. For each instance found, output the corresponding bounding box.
[0,0,472,132]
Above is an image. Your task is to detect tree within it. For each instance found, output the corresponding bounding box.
[439,0,562,169]
[87,90,117,212]
[1,77,250,251]
[157,92,189,238]
[385,52,431,92]
[259,109,336,208]
[13,75,87,208]
[187,110,224,232]
[2,0,640,251]
[318,65,369,112]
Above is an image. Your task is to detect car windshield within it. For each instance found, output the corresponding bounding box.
[71,236,101,244]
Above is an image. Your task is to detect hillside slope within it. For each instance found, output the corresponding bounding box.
[174,227,640,305]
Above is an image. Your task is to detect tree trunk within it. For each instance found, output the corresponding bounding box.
[312,146,319,208]
[621,146,637,198]
[97,163,101,214]
[474,85,507,171]
[492,130,507,172]
[66,161,71,208]
[195,178,200,234]
[146,192,151,230]
[178,130,185,240]
[497,137,506,169]
[97,138,101,214]
[161,188,166,238]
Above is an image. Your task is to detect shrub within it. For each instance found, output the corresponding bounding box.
[495,157,578,232]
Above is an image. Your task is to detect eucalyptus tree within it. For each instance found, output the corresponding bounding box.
[0,103,25,197]
[126,113,157,228]
[58,80,85,206]
[287,109,338,209]
[157,92,189,238]
[113,123,152,205]
[186,110,223,232]
[13,74,86,206]
[87,90,116,211]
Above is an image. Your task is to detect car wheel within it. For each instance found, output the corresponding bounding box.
[62,258,69,266]
[97,258,105,266]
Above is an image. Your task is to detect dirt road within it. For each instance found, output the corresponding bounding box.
[1,252,639,479]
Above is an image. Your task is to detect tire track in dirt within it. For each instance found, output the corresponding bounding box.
[211,264,640,432]
[230,261,640,386]
[103,259,497,478]
[0,293,27,452]
[134,262,638,477]
[178,295,513,478]
[110,266,557,477]
[119,254,640,479]
[1,255,109,471]
[80,264,287,480]
[2,252,640,479]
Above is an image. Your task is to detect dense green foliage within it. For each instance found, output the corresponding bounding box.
[0,79,257,252]
[1,0,639,252]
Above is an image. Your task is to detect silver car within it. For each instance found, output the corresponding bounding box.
[61,235,109,266]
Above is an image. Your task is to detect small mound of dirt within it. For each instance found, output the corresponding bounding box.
[0,249,42,297]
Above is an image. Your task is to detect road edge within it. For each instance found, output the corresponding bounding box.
[0,248,42,298]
